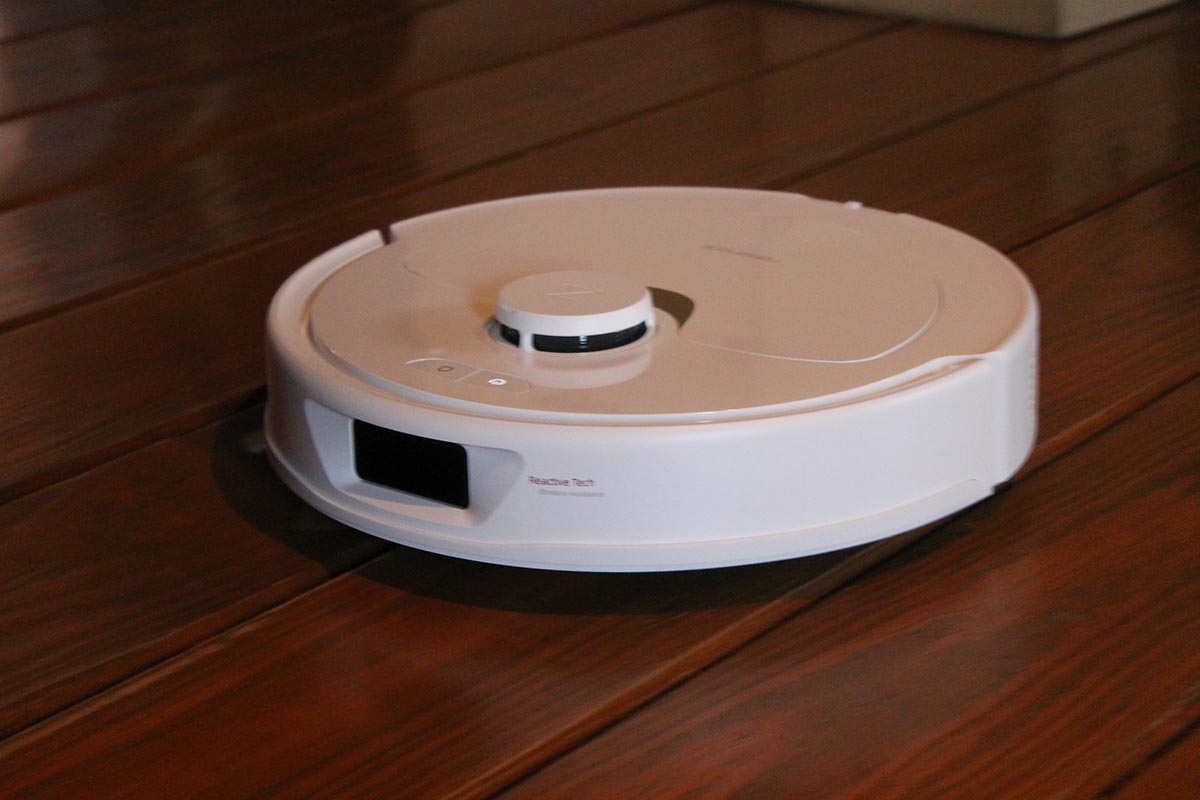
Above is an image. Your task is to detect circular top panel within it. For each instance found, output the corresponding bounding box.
[301,188,1033,422]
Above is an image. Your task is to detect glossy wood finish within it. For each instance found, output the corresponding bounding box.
[794,18,1200,250]
[0,409,388,738]
[2,158,1195,798]
[401,8,1198,211]
[2,5,1192,330]
[501,376,1200,799]
[0,0,717,326]
[1,2,1197,798]
[1108,725,1200,799]
[2,8,1195,505]
[0,0,177,43]
[0,2,882,210]
[0,0,706,118]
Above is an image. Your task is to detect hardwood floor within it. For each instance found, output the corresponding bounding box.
[0,2,1196,797]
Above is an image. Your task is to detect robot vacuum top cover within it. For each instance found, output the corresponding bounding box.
[266,188,1038,571]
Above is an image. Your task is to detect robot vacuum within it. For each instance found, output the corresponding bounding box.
[265,188,1037,571]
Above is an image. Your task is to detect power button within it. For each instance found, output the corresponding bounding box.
[406,358,472,378]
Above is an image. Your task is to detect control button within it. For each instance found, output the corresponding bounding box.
[460,370,529,392]
[406,358,476,380]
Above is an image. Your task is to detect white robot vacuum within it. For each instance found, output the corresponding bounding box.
[265,188,1037,571]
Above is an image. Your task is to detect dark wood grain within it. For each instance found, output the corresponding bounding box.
[0,0,423,118]
[0,0,705,120]
[3,25,1197,511]
[0,6,886,502]
[0,21,1194,742]
[0,408,387,738]
[1105,723,1200,799]
[0,3,891,210]
[0,221,375,505]
[1011,169,1200,460]
[1,167,1194,798]
[2,5,1196,796]
[496,380,1200,800]
[2,6,1193,331]
[0,0,181,43]
[794,22,1200,252]
[397,11,1200,219]
[0,533,862,799]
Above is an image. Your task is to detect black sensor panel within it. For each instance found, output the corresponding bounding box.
[353,420,469,508]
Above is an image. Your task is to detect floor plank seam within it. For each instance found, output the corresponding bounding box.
[11,0,1170,339]
[9,358,1194,757]
[0,217,334,337]
[314,21,913,219]
[999,162,1200,255]
[1024,363,1200,484]
[0,0,220,47]
[12,150,1190,513]
[0,540,399,753]
[7,6,1186,334]
[2,165,1190,743]
[389,0,722,100]
[764,11,1200,196]
[0,0,710,126]
[0,1,724,213]
[0,5,785,333]
[476,375,1200,800]
[1089,690,1200,798]
[0,385,267,506]
[1094,714,1200,796]
[2,5,1195,794]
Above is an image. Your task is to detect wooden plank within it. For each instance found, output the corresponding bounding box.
[496,380,1200,799]
[0,0,701,120]
[1,6,1193,331]
[0,3,890,210]
[0,4,891,503]
[1005,171,1200,460]
[1105,724,1200,799]
[0,223,369,505]
[0,408,388,738]
[0,0,420,117]
[0,0,180,43]
[396,10,1200,218]
[0,29,1190,738]
[793,27,1200,252]
[0,546,859,798]
[1,168,1194,797]
[2,20,1197,509]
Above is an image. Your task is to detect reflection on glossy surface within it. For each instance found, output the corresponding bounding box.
[0,0,1197,796]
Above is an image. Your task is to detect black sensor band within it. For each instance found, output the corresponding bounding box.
[499,322,647,353]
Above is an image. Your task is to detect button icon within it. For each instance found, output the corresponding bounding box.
[406,358,473,378]
[462,370,529,392]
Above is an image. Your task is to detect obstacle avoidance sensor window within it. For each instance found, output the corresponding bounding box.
[353,420,469,508]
